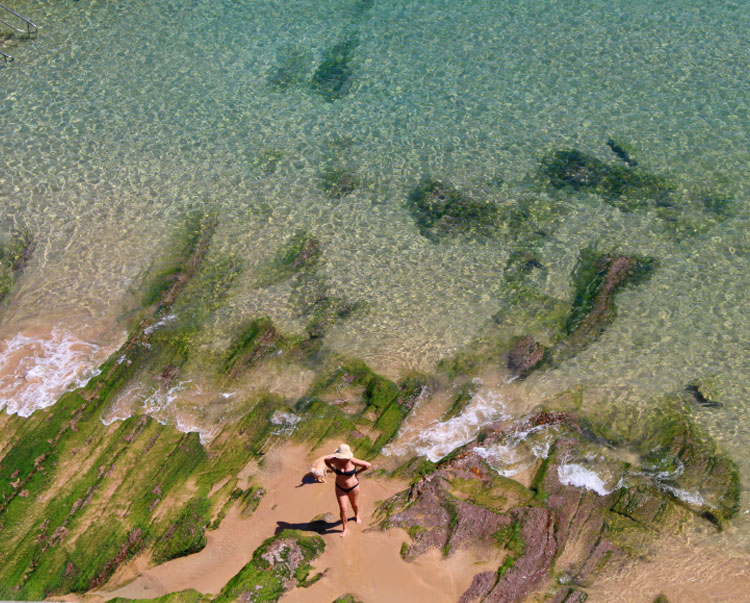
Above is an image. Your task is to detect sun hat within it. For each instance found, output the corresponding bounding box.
[332,443,353,459]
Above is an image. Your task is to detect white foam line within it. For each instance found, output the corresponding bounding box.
[383,387,509,462]
[0,327,115,417]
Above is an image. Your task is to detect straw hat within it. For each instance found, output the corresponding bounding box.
[332,443,353,459]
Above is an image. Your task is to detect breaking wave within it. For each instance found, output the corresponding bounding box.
[0,326,117,417]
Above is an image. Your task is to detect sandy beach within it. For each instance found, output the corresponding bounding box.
[85,442,494,602]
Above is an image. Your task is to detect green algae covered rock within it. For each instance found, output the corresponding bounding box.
[311,37,358,102]
[152,497,212,565]
[405,177,498,239]
[213,529,325,603]
[223,317,284,379]
[539,149,674,211]
[109,590,212,603]
[0,228,33,303]
[256,230,321,287]
[319,167,361,198]
[377,400,740,601]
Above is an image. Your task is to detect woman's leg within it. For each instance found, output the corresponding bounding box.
[336,488,350,536]
[348,486,362,524]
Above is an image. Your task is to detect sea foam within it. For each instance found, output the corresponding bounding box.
[383,386,508,462]
[0,327,116,417]
[557,463,613,496]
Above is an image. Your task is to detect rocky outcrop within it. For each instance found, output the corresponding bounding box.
[212,530,325,603]
[508,249,655,379]
[376,403,739,601]
[405,177,498,240]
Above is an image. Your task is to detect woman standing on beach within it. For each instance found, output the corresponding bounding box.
[325,444,372,537]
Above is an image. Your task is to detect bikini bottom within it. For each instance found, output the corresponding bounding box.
[335,480,360,493]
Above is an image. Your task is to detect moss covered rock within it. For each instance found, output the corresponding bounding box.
[539,149,674,212]
[212,530,325,603]
[405,177,498,239]
[0,228,33,303]
[311,38,358,102]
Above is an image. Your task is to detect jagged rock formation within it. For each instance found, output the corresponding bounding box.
[375,402,739,602]
[506,248,655,379]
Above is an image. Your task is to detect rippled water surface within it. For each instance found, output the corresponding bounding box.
[2,0,749,566]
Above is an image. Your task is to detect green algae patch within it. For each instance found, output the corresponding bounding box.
[563,247,655,340]
[151,496,212,564]
[213,529,325,603]
[539,149,675,211]
[267,46,312,91]
[141,212,217,310]
[406,177,498,239]
[507,248,656,379]
[0,228,34,303]
[442,381,478,421]
[319,167,361,198]
[256,230,321,287]
[582,395,740,528]
[311,37,358,102]
[223,317,284,379]
[109,590,212,603]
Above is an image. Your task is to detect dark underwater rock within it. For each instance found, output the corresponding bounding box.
[311,38,358,102]
[539,149,674,211]
[256,230,321,287]
[606,137,638,167]
[223,317,283,379]
[685,376,723,408]
[509,248,655,378]
[556,250,655,361]
[319,167,361,198]
[507,336,547,379]
[267,46,311,90]
[406,177,498,239]
[0,229,34,303]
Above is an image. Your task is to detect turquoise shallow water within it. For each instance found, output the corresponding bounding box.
[1,0,749,557]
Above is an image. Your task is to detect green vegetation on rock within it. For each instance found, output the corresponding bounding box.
[539,148,675,211]
[311,37,358,102]
[319,167,361,198]
[212,530,325,603]
[405,177,498,239]
[152,497,212,564]
[0,228,33,303]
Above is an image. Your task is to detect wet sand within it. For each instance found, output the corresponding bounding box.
[587,534,750,603]
[95,442,492,602]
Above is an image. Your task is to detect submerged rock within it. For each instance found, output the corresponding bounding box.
[606,137,638,167]
[319,167,361,198]
[0,228,34,303]
[405,177,498,239]
[311,37,358,102]
[507,336,547,379]
[556,249,655,360]
[256,230,322,287]
[507,248,656,379]
[539,148,674,211]
[222,317,283,379]
[685,376,724,408]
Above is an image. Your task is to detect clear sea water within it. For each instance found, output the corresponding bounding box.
[1,0,749,576]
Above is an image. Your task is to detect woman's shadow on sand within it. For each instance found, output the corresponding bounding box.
[275,513,343,536]
[277,472,345,534]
